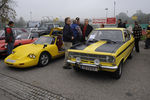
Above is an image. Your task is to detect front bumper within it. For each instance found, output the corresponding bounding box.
[5,58,37,68]
[67,60,118,70]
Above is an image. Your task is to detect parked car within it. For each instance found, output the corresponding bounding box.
[4,27,65,68]
[37,23,61,36]
[0,28,31,40]
[0,31,39,55]
[66,28,135,79]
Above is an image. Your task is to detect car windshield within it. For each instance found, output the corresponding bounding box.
[16,33,29,39]
[88,30,123,42]
[34,36,54,44]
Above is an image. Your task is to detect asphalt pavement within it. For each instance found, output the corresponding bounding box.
[0,41,150,100]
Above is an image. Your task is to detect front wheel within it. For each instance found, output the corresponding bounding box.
[112,62,123,79]
[38,52,50,67]
[73,65,82,72]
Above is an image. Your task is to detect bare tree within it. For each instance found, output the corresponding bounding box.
[0,0,16,23]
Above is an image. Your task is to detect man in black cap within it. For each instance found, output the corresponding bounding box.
[5,21,15,55]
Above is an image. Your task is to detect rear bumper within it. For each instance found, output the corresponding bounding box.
[67,60,118,70]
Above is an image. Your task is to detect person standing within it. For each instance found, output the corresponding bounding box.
[117,19,123,28]
[63,17,74,69]
[5,21,15,55]
[81,19,93,42]
[133,21,142,52]
[76,17,83,29]
[71,20,82,45]
[144,21,150,49]
[122,20,127,28]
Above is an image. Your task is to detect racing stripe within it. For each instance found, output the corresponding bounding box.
[83,41,107,52]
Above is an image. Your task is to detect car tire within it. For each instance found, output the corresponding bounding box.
[112,61,123,79]
[73,65,82,72]
[38,52,51,67]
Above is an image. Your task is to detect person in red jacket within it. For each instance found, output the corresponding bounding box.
[5,21,15,55]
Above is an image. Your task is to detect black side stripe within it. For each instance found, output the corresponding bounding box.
[116,41,134,57]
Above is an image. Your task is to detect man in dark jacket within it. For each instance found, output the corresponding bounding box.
[5,21,15,55]
[71,20,82,45]
[122,20,127,28]
[133,21,142,52]
[81,19,93,42]
[63,17,74,69]
[117,19,123,28]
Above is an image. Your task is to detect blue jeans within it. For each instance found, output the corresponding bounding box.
[7,42,14,55]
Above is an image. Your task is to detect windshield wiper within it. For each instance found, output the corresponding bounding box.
[100,39,117,43]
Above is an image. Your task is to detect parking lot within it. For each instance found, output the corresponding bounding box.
[0,42,150,100]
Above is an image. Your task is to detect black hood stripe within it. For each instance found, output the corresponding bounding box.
[95,42,124,53]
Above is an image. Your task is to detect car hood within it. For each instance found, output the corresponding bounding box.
[71,41,124,53]
[11,44,44,59]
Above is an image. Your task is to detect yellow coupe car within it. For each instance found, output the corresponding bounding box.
[67,28,134,79]
[4,27,65,68]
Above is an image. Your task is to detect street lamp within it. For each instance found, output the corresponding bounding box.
[114,1,116,18]
[105,8,108,19]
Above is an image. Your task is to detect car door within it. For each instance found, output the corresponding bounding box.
[123,30,133,60]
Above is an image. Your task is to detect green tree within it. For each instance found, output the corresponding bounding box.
[0,0,16,23]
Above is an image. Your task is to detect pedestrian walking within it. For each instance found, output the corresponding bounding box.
[133,21,142,52]
[117,19,123,28]
[71,20,82,45]
[5,21,15,55]
[144,21,150,49]
[122,20,127,28]
[81,19,93,42]
[63,17,74,69]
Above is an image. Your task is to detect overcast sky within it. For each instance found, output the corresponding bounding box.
[15,0,150,20]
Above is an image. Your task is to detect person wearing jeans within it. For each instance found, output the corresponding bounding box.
[63,17,74,69]
[5,21,15,55]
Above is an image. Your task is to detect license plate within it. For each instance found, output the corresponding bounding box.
[6,59,16,63]
[81,66,98,72]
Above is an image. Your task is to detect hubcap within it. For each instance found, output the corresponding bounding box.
[41,54,49,65]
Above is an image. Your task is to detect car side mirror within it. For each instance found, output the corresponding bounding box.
[43,44,47,48]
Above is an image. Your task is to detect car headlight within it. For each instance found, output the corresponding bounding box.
[76,57,81,63]
[28,54,36,59]
[106,56,115,63]
[94,59,100,65]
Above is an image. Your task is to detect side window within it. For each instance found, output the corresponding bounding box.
[124,31,131,42]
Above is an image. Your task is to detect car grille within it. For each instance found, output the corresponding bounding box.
[69,52,107,62]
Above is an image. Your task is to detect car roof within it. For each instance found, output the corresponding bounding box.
[95,28,125,31]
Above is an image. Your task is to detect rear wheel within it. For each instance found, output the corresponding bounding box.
[112,62,123,79]
[38,52,51,67]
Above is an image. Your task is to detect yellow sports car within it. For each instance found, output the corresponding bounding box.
[4,27,65,68]
[67,28,134,79]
